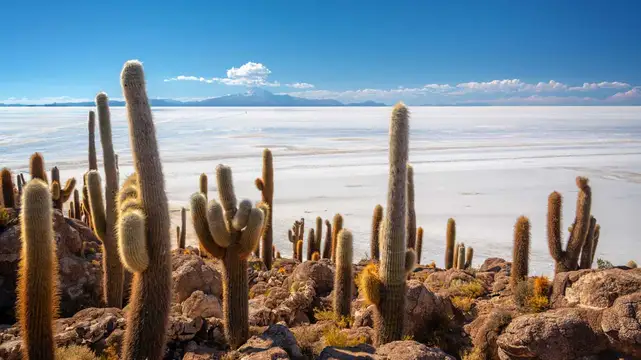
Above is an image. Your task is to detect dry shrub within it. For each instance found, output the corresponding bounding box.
[451,296,474,312]
[322,326,367,348]
[514,277,550,313]
[55,345,99,360]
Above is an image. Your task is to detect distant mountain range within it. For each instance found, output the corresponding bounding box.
[0,89,387,107]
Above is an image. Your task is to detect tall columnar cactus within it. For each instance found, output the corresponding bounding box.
[288,229,296,258]
[30,152,48,183]
[17,174,24,200]
[190,164,265,349]
[87,92,124,309]
[590,224,600,266]
[465,247,474,269]
[371,204,383,261]
[255,148,274,268]
[118,61,173,359]
[322,219,332,259]
[88,110,98,171]
[456,243,466,270]
[334,229,353,319]
[73,189,81,220]
[547,177,592,273]
[177,207,187,249]
[579,216,597,269]
[1,168,15,208]
[405,164,416,250]
[17,179,58,359]
[445,218,456,269]
[306,228,316,261]
[416,227,423,265]
[50,167,76,210]
[359,103,413,345]
[296,240,303,262]
[331,213,343,262]
[511,216,530,289]
[453,241,459,269]
[315,216,322,254]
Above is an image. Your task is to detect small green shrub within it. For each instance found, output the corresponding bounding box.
[322,326,366,348]
[449,279,485,298]
[313,308,352,328]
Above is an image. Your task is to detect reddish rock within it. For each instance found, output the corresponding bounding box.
[551,268,641,309]
[172,252,222,303]
[601,292,641,357]
[376,341,455,359]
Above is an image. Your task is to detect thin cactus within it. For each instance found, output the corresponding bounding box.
[306,228,315,261]
[445,218,456,269]
[288,229,296,258]
[416,227,423,265]
[405,164,416,250]
[453,240,459,269]
[331,213,343,262]
[17,179,58,360]
[255,148,274,268]
[315,216,322,255]
[579,216,597,269]
[457,243,466,270]
[359,103,412,345]
[547,177,592,273]
[200,173,208,197]
[50,167,76,210]
[371,204,383,261]
[296,240,303,262]
[73,189,81,220]
[322,219,332,259]
[88,110,98,171]
[118,61,173,359]
[511,216,530,289]
[17,174,23,200]
[334,229,353,319]
[177,207,187,249]
[465,247,474,269]
[88,92,124,309]
[1,168,15,208]
[190,164,265,349]
[590,224,600,267]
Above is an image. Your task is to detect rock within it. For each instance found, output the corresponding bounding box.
[167,314,205,342]
[238,323,303,359]
[0,211,103,322]
[318,344,378,360]
[241,347,290,359]
[479,258,508,273]
[181,290,223,319]
[496,308,607,360]
[282,259,334,297]
[376,341,455,359]
[465,308,514,360]
[172,252,222,303]
[404,280,457,345]
[551,268,641,309]
[601,292,641,357]
[424,269,476,292]
[353,305,375,328]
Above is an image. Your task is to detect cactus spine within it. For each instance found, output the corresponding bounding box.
[177,207,187,249]
[547,177,592,273]
[360,103,411,345]
[445,218,456,269]
[416,227,423,265]
[371,204,383,261]
[88,92,124,308]
[117,61,173,359]
[1,168,15,208]
[17,179,58,360]
[511,216,530,289]
[255,148,274,268]
[334,229,353,319]
[322,219,332,259]
[331,213,343,262]
[190,164,265,349]
[405,164,416,250]
[88,110,98,171]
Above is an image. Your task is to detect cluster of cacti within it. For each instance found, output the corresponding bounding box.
[87,92,124,308]
[50,166,76,210]
[547,177,594,273]
[371,204,383,261]
[255,149,274,267]
[331,213,343,262]
[191,163,266,349]
[334,229,353,318]
[511,216,530,289]
[359,103,415,345]
[176,207,187,249]
[1,167,15,208]
[445,218,456,269]
[289,218,305,258]
[117,60,173,359]
[405,164,416,250]
[17,179,58,359]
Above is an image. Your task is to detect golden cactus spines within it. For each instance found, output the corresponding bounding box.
[30,152,48,183]
[296,240,303,262]
[334,229,353,319]
[371,204,383,261]
[119,60,172,359]
[445,218,456,269]
[312,252,320,261]
[18,179,58,360]
[511,216,530,289]
[331,213,343,262]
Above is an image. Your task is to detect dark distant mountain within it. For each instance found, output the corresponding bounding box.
[0,89,387,107]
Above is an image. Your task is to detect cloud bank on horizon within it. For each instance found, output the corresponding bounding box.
[161,61,641,106]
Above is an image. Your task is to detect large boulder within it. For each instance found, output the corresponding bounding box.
[465,308,514,360]
[181,290,223,319]
[237,323,303,359]
[601,292,641,357]
[0,211,103,322]
[171,251,222,303]
[496,308,607,360]
[376,341,455,359]
[282,259,334,297]
[318,344,377,360]
[551,268,641,309]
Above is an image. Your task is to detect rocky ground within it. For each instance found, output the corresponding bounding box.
[0,210,639,359]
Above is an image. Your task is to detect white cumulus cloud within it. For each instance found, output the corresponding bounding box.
[287,82,315,89]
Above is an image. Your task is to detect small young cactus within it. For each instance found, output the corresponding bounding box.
[190,164,265,349]
[334,229,353,319]
[1,168,15,208]
[312,252,320,261]
[511,216,530,289]
[88,110,98,171]
[322,219,332,259]
[119,60,173,359]
[177,207,187,249]
[465,247,474,269]
[200,173,208,197]
[371,204,383,261]
[17,179,58,359]
[445,218,456,269]
[359,103,411,345]
[30,152,48,183]
[276,251,281,259]
[416,227,423,265]
[405,164,416,250]
[331,213,343,262]
[255,149,274,267]
[547,177,592,273]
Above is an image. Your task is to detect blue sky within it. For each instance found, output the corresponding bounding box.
[1,0,640,105]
